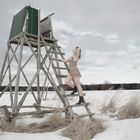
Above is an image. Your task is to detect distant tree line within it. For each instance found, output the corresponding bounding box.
[81,83,140,90]
[0,83,140,91]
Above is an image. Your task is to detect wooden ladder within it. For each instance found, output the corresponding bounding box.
[41,36,94,121]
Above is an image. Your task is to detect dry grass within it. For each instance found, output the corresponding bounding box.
[23,112,69,133]
[1,112,69,133]
[100,94,117,114]
[118,98,140,120]
[1,117,16,131]
[62,118,105,140]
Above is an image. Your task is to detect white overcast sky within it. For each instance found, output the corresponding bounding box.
[0,0,140,84]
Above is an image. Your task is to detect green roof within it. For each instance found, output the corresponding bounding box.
[9,6,38,40]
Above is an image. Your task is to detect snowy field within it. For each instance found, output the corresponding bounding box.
[0,89,140,140]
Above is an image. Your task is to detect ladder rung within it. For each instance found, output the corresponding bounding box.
[59,84,67,87]
[51,58,58,61]
[48,51,65,55]
[51,58,65,61]
[43,37,57,42]
[68,103,90,108]
[66,93,86,97]
[56,74,67,78]
[49,44,61,48]
[78,113,95,118]
[55,67,68,70]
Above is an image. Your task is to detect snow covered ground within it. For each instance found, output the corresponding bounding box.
[0,90,140,140]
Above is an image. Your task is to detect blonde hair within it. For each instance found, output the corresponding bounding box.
[76,47,81,59]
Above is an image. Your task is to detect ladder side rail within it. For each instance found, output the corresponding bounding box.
[41,36,64,85]
[41,37,74,117]
[54,45,77,118]
[83,98,94,121]
[41,66,74,118]
[84,105,94,121]
[56,46,69,71]
[54,46,62,81]
[53,45,74,118]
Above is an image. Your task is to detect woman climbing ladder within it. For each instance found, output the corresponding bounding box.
[59,47,85,104]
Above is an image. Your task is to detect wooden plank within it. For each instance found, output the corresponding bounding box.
[67,103,90,108]
[43,36,56,42]
[65,93,86,97]
[55,67,68,70]
[51,58,66,61]
[48,51,65,55]
[78,113,95,118]
[18,109,65,116]
[51,58,58,61]
[56,74,67,78]
[82,98,94,121]
[26,32,56,42]
[8,44,14,106]
[49,44,61,48]
[13,39,24,113]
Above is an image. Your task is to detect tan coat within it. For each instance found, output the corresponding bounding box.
[67,57,81,77]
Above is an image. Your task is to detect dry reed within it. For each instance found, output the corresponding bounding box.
[62,118,105,140]
[100,94,117,113]
[118,97,140,120]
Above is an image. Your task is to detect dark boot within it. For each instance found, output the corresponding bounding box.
[76,96,85,104]
[70,86,78,95]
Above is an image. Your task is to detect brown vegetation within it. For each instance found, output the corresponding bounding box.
[62,118,105,140]
[1,112,69,133]
[118,98,140,120]
[100,94,117,114]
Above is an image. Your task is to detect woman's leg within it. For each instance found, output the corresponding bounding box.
[65,75,74,88]
[73,77,84,104]
[73,77,83,96]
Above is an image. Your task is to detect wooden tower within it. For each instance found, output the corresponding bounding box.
[0,6,94,121]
